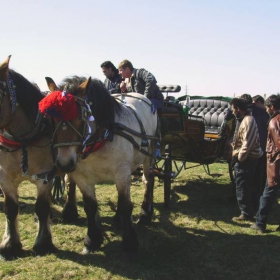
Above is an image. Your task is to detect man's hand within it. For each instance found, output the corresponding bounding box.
[120,81,127,93]
[232,150,239,158]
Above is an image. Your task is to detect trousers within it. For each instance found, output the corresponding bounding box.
[234,159,258,217]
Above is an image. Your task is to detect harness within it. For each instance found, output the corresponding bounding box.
[113,94,160,159]
[51,94,160,161]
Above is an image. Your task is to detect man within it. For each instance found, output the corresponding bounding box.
[252,95,266,109]
[230,98,263,221]
[100,61,122,94]
[240,94,269,213]
[251,95,280,233]
[118,59,164,109]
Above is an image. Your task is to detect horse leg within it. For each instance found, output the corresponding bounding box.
[115,167,138,255]
[62,174,79,223]
[118,192,139,255]
[33,183,57,255]
[113,184,122,231]
[0,191,22,258]
[137,158,155,225]
[81,187,103,254]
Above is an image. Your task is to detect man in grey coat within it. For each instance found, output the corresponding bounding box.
[118,59,163,109]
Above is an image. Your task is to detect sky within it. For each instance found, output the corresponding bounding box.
[1,0,279,98]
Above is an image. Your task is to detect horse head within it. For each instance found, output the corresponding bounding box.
[42,76,92,172]
[0,55,44,138]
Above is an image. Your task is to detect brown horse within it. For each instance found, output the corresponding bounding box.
[41,76,159,256]
[0,56,56,258]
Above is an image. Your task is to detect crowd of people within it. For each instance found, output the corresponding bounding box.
[230,94,280,233]
[1,60,279,235]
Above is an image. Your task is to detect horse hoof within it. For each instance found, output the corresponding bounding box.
[62,204,79,223]
[0,242,23,260]
[84,234,103,252]
[136,214,151,225]
[81,247,90,255]
[33,243,57,256]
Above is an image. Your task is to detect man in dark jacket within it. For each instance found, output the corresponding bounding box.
[252,95,266,109]
[240,94,269,212]
[100,61,122,94]
[250,95,280,233]
[118,59,164,109]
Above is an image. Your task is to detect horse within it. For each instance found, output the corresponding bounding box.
[40,76,160,256]
[0,55,57,258]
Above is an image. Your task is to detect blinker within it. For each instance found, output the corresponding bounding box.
[81,106,88,122]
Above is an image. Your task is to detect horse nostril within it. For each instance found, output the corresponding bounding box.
[56,159,76,173]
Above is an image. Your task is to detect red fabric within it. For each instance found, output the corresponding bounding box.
[82,139,108,155]
[0,135,22,148]
[39,91,78,120]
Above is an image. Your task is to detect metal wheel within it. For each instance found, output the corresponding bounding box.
[52,176,65,203]
[172,160,186,178]
[156,159,185,179]
[163,144,172,208]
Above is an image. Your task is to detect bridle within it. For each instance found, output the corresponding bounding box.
[0,81,7,113]
[51,96,93,150]
[0,74,18,128]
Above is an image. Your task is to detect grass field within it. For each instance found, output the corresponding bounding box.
[1,161,280,280]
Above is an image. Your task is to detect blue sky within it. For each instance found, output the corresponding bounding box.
[2,0,279,97]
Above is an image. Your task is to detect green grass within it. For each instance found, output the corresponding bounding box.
[1,162,280,280]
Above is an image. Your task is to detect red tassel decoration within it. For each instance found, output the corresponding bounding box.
[39,91,78,120]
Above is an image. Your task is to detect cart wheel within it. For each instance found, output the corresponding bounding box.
[52,176,65,203]
[155,159,185,179]
[172,160,185,178]
[163,144,172,208]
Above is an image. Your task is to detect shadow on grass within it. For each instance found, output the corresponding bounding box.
[3,172,280,279]
[168,176,280,227]
[52,216,280,280]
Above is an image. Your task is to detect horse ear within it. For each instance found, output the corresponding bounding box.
[78,77,91,98]
[0,55,11,81]
[45,77,59,92]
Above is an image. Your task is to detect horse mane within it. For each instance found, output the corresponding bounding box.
[9,69,45,122]
[59,76,122,130]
